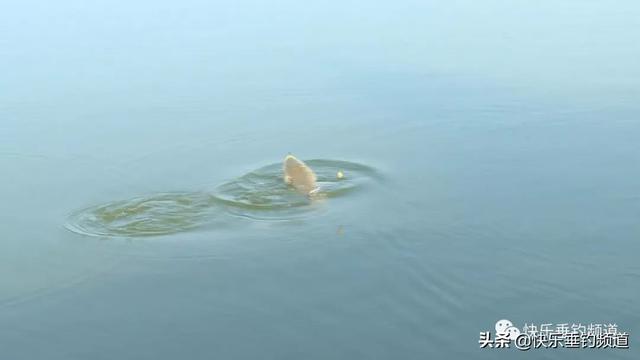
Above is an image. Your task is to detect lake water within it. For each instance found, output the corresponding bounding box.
[1,1,639,359]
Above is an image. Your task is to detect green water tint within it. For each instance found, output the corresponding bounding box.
[65,160,378,237]
[66,192,217,237]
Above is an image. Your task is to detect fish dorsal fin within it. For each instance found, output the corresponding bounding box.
[283,155,318,195]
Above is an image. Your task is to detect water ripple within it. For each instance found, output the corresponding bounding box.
[65,192,217,237]
[65,159,378,237]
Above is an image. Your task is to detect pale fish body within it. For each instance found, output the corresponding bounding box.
[283,155,318,195]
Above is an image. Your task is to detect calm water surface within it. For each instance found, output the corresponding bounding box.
[1,1,639,359]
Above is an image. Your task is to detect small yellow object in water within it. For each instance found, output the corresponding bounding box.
[337,170,344,179]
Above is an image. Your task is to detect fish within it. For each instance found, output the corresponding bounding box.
[283,154,319,195]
